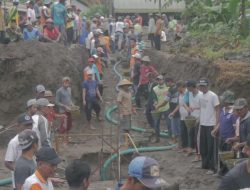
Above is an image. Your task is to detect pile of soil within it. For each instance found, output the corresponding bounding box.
[0,41,88,125]
[146,49,250,101]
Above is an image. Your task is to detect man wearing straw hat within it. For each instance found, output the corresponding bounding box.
[43,18,61,42]
[117,79,136,146]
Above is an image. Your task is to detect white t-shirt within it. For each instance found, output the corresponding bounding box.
[5,135,21,162]
[27,8,37,23]
[199,90,220,126]
[189,91,202,119]
[115,21,124,33]
[5,134,22,189]
[179,92,188,120]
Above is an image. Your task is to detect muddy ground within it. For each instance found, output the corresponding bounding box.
[0,40,249,189]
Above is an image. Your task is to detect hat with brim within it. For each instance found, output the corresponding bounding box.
[139,176,169,189]
[18,129,38,150]
[37,98,54,107]
[17,113,34,125]
[233,98,248,110]
[220,90,235,104]
[141,56,150,62]
[118,79,132,87]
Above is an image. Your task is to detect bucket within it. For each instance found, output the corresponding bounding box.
[184,115,197,128]
[70,105,81,118]
[219,151,234,162]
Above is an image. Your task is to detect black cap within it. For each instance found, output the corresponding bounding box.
[17,113,33,125]
[198,78,209,86]
[36,147,62,165]
[186,80,197,87]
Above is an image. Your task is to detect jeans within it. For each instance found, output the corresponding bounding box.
[170,116,180,137]
[135,84,148,107]
[145,102,155,129]
[154,34,161,50]
[153,111,169,138]
[115,32,123,51]
[180,120,188,148]
[85,98,101,121]
[200,125,217,171]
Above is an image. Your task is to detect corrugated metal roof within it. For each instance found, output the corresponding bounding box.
[114,0,185,13]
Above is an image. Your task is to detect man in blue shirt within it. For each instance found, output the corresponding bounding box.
[23,22,40,41]
[212,90,237,176]
[82,70,103,130]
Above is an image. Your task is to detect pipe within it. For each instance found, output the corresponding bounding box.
[0,178,12,186]
[105,105,169,138]
[100,145,176,181]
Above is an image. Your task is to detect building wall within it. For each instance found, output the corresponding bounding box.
[114,0,185,13]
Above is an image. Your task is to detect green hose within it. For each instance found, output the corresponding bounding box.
[105,105,169,138]
[100,145,176,181]
[0,178,12,186]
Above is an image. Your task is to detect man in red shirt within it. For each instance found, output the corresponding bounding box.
[43,18,61,42]
[135,55,158,107]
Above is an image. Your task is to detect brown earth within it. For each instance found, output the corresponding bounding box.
[0,41,88,125]
[146,49,250,101]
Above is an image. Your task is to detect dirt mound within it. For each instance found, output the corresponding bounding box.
[0,41,88,124]
[146,49,250,101]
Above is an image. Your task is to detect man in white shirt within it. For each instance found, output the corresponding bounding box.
[5,113,34,190]
[186,80,203,161]
[27,1,37,24]
[115,16,124,51]
[198,78,220,175]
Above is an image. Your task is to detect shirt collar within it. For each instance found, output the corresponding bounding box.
[35,170,46,184]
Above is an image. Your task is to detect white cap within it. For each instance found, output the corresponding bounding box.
[132,53,142,59]
[92,54,98,59]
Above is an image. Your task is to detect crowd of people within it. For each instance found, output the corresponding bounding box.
[1,0,250,189]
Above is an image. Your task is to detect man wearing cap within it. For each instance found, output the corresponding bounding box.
[83,57,101,82]
[43,18,61,42]
[119,156,169,190]
[65,159,91,190]
[82,70,103,129]
[211,90,237,176]
[154,14,163,50]
[152,75,169,143]
[56,77,74,133]
[32,98,54,148]
[35,84,46,99]
[26,99,37,116]
[117,79,136,146]
[198,78,220,174]
[136,55,158,108]
[22,147,61,190]
[5,113,34,190]
[132,53,142,91]
[230,98,250,155]
[14,129,38,190]
[219,135,250,190]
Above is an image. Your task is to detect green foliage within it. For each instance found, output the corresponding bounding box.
[83,4,108,17]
